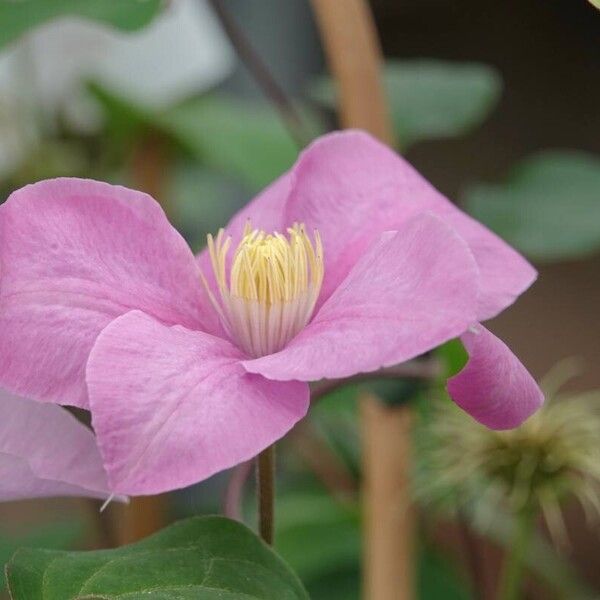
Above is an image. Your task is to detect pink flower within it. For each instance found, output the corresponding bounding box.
[0,130,543,495]
[0,389,113,501]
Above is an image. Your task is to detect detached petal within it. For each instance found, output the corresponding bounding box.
[243,214,478,381]
[0,390,112,501]
[0,178,219,408]
[448,324,544,429]
[284,130,536,319]
[87,310,309,495]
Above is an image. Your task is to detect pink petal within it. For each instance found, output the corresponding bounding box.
[447,324,544,429]
[0,389,112,500]
[86,310,309,495]
[243,213,479,381]
[0,178,219,408]
[284,130,536,319]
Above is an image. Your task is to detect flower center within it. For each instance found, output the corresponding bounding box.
[204,222,324,357]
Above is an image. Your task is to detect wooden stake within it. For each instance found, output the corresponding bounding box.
[361,395,415,600]
[309,0,394,145]
[310,3,415,599]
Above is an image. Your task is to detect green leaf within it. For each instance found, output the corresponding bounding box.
[436,339,468,380]
[157,97,302,191]
[588,0,600,9]
[0,0,163,49]
[311,59,501,149]
[167,162,246,250]
[276,491,471,600]
[6,516,309,600]
[89,84,311,192]
[0,521,82,591]
[464,151,600,261]
[276,493,360,584]
[419,547,470,600]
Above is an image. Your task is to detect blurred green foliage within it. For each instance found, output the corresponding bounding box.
[157,97,302,191]
[0,0,163,49]
[464,151,600,261]
[311,59,502,149]
[6,516,308,600]
[275,490,471,599]
[89,83,318,193]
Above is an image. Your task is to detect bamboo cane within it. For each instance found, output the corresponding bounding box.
[310,2,415,598]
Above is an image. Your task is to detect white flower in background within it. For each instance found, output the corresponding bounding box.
[0,0,233,175]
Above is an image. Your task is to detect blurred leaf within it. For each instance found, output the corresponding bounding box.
[369,378,427,408]
[310,388,361,474]
[276,490,471,600]
[90,84,312,192]
[167,161,246,250]
[276,493,360,584]
[464,151,600,261]
[0,520,82,590]
[6,516,308,600]
[157,96,302,191]
[0,0,163,49]
[436,339,468,379]
[588,0,600,9]
[304,567,361,600]
[87,81,155,145]
[311,59,501,149]
[419,548,471,600]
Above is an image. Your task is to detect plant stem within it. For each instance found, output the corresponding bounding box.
[457,509,486,600]
[221,360,439,522]
[208,0,309,148]
[256,445,275,545]
[498,509,535,600]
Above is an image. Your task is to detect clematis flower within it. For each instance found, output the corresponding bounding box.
[0,389,114,501]
[0,130,543,495]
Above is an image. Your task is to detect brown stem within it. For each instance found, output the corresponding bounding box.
[221,360,439,522]
[208,0,309,148]
[256,445,275,545]
[290,421,358,501]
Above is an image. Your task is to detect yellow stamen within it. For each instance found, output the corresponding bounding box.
[204,222,324,357]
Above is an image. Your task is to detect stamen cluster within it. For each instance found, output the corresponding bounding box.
[205,222,324,357]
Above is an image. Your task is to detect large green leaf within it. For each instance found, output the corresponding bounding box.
[464,151,600,261]
[6,516,309,600]
[0,521,82,591]
[0,0,162,49]
[311,59,501,149]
